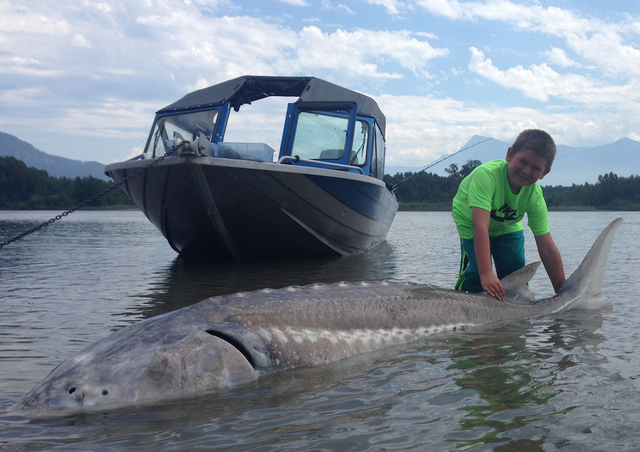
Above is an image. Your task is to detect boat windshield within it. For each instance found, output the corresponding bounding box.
[291,111,368,167]
[145,109,219,158]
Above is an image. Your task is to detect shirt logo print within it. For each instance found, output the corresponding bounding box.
[490,204,521,225]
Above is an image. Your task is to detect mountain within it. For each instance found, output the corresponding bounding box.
[386,135,640,187]
[0,132,109,181]
[2,130,637,187]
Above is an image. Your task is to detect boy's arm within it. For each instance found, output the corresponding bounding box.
[535,232,566,293]
[472,207,505,301]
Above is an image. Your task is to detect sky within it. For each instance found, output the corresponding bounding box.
[1,0,639,168]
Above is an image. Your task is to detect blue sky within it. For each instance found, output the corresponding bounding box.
[1,0,639,168]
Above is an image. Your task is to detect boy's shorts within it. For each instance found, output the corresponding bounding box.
[455,230,526,293]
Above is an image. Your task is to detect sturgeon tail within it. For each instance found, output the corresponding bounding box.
[558,218,623,310]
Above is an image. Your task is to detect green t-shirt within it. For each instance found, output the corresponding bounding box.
[451,160,550,239]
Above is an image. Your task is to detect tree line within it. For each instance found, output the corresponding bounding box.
[0,156,133,209]
[384,160,640,211]
[1,155,638,211]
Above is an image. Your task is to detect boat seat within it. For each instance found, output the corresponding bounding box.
[319,149,344,160]
[318,149,359,165]
[217,145,243,160]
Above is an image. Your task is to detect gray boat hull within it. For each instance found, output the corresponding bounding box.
[105,156,398,261]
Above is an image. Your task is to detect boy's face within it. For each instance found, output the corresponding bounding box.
[505,148,550,192]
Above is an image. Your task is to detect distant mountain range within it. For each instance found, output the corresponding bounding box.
[0,131,109,181]
[1,131,638,187]
[386,135,640,187]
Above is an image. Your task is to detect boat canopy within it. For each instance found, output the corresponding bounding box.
[157,75,386,134]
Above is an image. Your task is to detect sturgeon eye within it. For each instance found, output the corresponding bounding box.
[68,387,77,395]
[102,389,110,396]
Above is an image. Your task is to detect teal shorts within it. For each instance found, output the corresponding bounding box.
[455,230,526,293]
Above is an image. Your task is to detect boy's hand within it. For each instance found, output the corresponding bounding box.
[480,272,505,301]
[471,207,505,301]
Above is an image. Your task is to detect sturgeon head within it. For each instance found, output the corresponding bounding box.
[13,307,262,413]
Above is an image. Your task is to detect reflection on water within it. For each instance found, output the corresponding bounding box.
[136,241,397,319]
[445,310,605,449]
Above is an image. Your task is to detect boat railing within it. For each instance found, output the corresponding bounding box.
[277,156,365,175]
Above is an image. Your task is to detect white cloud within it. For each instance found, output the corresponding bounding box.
[133,11,447,84]
[0,87,42,107]
[321,0,355,15]
[96,3,111,13]
[415,0,640,79]
[415,0,465,19]
[546,47,577,67]
[294,26,448,79]
[124,147,144,160]
[0,2,70,34]
[278,0,309,5]
[469,47,561,102]
[0,55,64,77]
[469,46,639,106]
[72,33,91,48]
[366,0,402,15]
[189,0,235,10]
[47,98,156,139]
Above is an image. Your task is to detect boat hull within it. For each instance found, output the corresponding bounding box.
[105,156,398,261]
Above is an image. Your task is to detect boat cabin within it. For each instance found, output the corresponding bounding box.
[141,76,387,180]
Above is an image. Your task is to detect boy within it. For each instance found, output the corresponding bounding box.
[451,129,566,301]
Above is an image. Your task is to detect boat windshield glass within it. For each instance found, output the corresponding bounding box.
[291,112,347,161]
[145,109,219,158]
[291,111,367,167]
[373,123,384,179]
[350,120,369,167]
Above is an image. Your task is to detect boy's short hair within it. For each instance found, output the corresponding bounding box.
[511,129,556,170]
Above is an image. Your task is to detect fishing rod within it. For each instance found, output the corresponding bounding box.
[390,137,493,192]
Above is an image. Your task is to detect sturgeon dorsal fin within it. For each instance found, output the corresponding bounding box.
[501,261,541,301]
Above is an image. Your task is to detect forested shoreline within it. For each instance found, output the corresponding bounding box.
[1,155,638,211]
[384,161,640,211]
[0,156,133,209]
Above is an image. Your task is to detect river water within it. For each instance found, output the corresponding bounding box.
[0,210,638,451]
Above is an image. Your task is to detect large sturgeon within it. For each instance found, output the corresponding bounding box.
[14,218,622,413]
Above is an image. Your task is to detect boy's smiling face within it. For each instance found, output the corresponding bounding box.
[505,147,550,193]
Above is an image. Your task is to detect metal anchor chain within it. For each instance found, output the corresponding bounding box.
[0,151,174,250]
